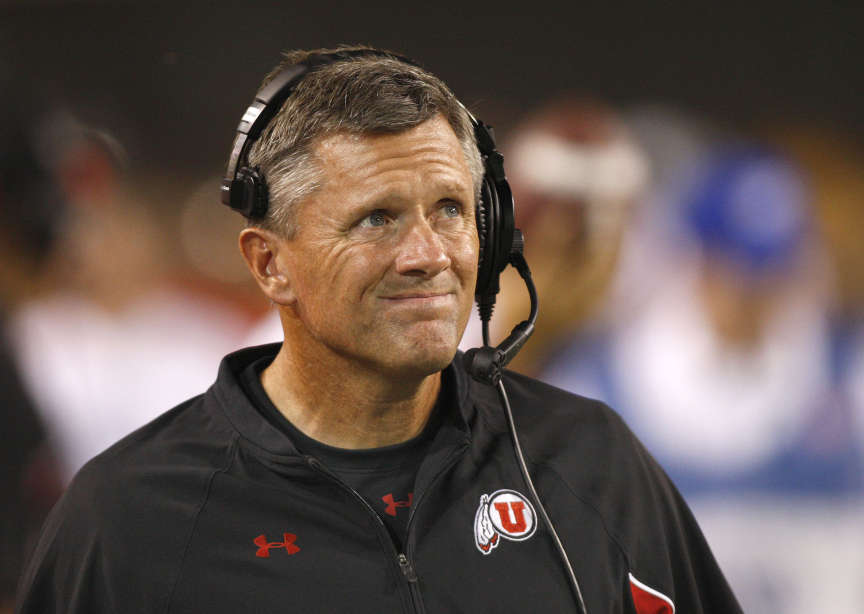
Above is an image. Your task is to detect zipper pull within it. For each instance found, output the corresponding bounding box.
[397,553,418,582]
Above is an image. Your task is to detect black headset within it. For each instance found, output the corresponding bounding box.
[220,48,537,386]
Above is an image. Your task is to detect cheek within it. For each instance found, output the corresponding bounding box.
[313,246,387,304]
[451,230,480,281]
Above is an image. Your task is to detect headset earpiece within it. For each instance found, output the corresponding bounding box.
[226,166,269,219]
[472,119,517,304]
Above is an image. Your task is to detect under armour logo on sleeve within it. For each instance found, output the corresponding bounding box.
[254,533,301,557]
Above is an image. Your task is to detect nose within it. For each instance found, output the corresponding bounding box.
[394,219,451,278]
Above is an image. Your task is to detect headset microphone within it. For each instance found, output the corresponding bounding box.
[463,236,538,386]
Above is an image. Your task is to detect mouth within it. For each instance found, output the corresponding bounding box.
[380,292,453,303]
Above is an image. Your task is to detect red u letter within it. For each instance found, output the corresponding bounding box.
[494,501,527,533]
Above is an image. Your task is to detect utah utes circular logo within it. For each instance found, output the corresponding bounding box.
[474,489,537,554]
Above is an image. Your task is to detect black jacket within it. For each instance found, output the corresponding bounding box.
[17,344,741,613]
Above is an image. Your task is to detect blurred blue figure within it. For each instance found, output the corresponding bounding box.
[542,145,863,614]
[547,145,859,492]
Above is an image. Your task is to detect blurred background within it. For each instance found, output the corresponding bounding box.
[2,2,862,612]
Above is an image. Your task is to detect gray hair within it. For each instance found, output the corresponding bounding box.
[246,46,484,237]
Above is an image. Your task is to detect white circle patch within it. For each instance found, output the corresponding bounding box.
[487,489,537,541]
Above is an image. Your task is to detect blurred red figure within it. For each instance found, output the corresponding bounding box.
[464,97,647,374]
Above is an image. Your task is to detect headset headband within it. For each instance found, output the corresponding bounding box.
[221,50,420,215]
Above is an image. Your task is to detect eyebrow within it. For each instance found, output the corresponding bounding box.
[354,178,473,211]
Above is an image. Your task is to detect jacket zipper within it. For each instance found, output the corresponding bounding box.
[305,456,423,614]
[306,443,469,614]
[402,442,469,614]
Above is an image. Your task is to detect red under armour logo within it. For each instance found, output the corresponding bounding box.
[382,493,413,517]
[254,533,300,558]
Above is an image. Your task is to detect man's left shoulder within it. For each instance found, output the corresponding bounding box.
[498,370,742,612]
[499,368,635,449]
[495,369,670,507]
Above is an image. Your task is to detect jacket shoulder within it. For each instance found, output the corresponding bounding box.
[496,370,741,613]
[498,368,632,454]
[17,393,237,613]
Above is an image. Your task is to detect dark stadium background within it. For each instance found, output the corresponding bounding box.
[2,2,860,177]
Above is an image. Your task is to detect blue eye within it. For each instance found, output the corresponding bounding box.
[443,203,461,218]
[361,211,388,227]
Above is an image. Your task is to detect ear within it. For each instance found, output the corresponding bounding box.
[238,227,295,305]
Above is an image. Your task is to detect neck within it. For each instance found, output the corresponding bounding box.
[261,342,442,450]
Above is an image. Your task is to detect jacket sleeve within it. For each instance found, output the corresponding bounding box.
[15,455,180,614]
[15,475,119,614]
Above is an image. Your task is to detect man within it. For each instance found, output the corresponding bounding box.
[17,46,741,613]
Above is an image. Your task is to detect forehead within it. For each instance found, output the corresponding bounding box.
[311,115,474,197]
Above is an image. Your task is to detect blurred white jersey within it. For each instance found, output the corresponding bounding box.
[8,288,249,483]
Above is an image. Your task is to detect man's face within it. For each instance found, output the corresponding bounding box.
[275,114,478,377]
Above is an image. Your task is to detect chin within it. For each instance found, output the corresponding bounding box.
[378,334,459,378]
[357,317,465,378]
[411,347,458,374]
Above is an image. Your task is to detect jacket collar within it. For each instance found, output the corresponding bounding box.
[209,343,480,458]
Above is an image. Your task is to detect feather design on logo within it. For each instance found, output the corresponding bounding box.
[474,493,499,554]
